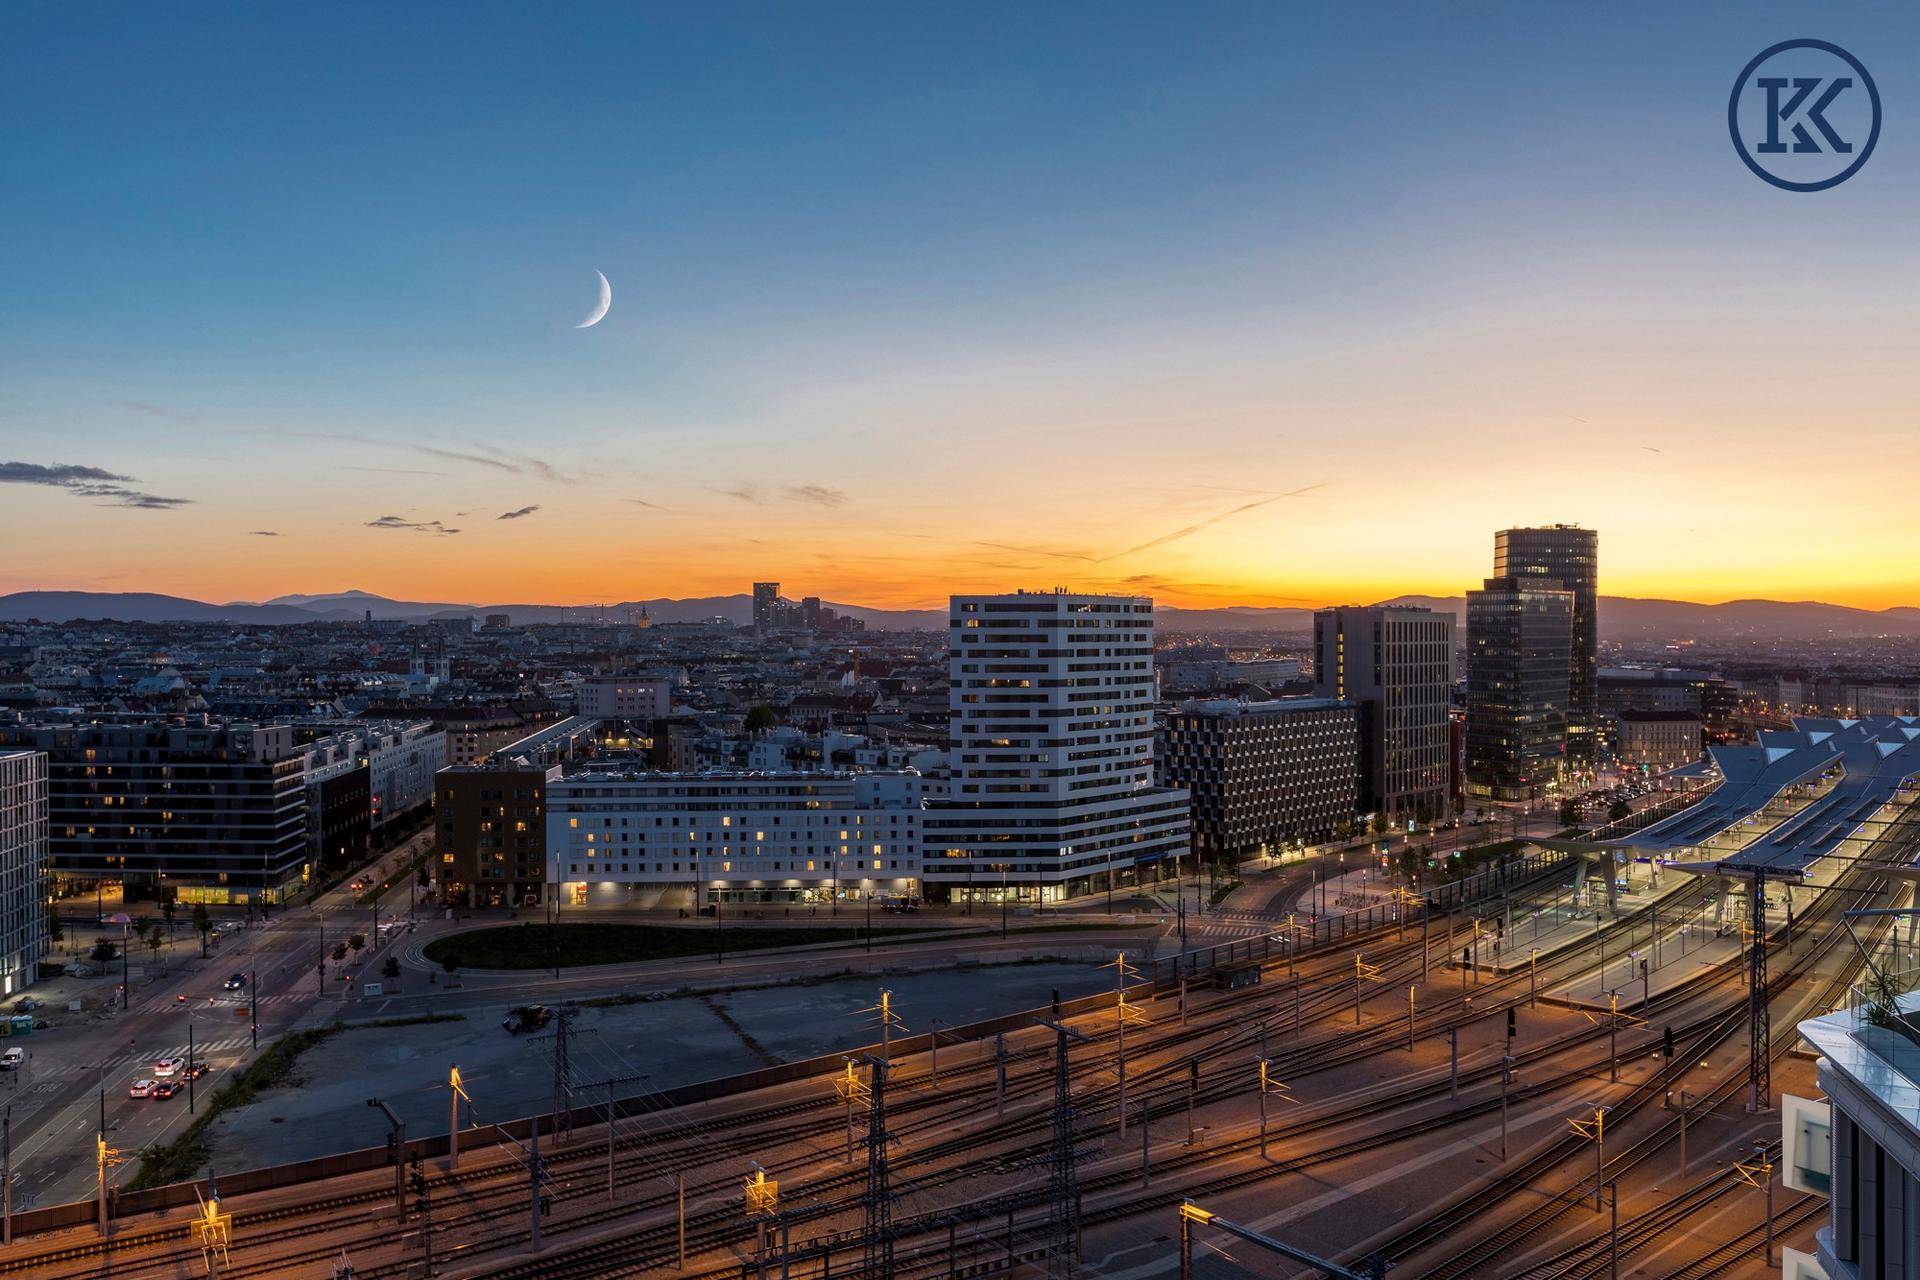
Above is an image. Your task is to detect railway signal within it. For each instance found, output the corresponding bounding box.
[834,1058,870,1163]
[1354,953,1381,1025]
[192,1183,232,1277]
[1569,1105,1611,1211]
[1734,1143,1776,1265]
[1253,1056,1292,1159]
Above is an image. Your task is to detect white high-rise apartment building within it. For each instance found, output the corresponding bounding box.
[924,591,1190,903]
[0,750,49,997]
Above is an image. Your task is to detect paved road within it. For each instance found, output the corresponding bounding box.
[4,830,431,1209]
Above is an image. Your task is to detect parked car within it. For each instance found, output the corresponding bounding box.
[501,1005,551,1035]
[0,1048,24,1071]
[128,1078,157,1098]
[151,1079,183,1099]
[223,973,247,990]
[154,1056,185,1077]
[12,997,42,1014]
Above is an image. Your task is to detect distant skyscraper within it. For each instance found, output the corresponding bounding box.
[752,582,782,630]
[1313,606,1456,823]
[1464,576,1574,801]
[1494,525,1598,762]
[923,591,1190,902]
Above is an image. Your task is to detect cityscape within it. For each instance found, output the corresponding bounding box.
[6,7,1920,1280]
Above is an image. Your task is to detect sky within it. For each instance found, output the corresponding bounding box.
[4,3,1919,611]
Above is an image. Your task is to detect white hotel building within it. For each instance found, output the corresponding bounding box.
[923,591,1191,904]
[545,770,926,907]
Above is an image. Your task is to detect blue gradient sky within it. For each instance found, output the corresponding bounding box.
[4,4,1918,608]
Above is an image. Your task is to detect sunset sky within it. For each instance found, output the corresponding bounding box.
[5,4,1918,611]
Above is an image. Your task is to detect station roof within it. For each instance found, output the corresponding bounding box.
[1616,716,1920,874]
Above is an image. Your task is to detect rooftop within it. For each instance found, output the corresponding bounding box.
[1614,715,1920,872]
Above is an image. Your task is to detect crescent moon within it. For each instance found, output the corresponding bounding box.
[575,270,612,329]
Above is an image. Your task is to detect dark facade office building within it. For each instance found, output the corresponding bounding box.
[436,764,550,908]
[1313,605,1456,823]
[1157,698,1363,862]
[0,719,309,907]
[1465,577,1574,802]
[1494,525,1598,763]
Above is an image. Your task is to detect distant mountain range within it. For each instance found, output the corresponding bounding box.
[2,588,1918,642]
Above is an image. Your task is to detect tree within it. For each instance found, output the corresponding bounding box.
[48,913,63,945]
[332,942,348,964]
[191,902,212,957]
[348,933,366,957]
[383,955,401,981]
[161,897,177,931]
[1608,799,1632,824]
[1559,798,1581,828]
[90,937,118,964]
[743,704,777,734]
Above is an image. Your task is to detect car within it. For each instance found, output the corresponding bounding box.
[0,1048,24,1071]
[501,1005,551,1035]
[216,919,242,933]
[185,1062,210,1080]
[223,973,247,990]
[350,880,367,892]
[153,1056,185,1077]
[150,1079,183,1099]
[12,997,42,1014]
[128,1078,157,1098]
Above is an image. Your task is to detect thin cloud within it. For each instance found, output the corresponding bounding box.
[497,505,541,521]
[249,530,281,537]
[712,482,848,508]
[782,484,848,507]
[114,400,199,422]
[471,444,575,485]
[344,465,454,478]
[1,460,191,510]
[625,497,673,512]
[1102,484,1324,561]
[974,540,1098,564]
[252,428,567,481]
[365,515,461,535]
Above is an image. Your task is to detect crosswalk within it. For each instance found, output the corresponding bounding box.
[4,1035,257,1084]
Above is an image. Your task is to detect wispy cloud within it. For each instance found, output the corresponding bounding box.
[114,400,200,422]
[249,530,281,537]
[0,460,192,510]
[974,540,1098,564]
[712,482,849,508]
[252,429,570,482]
[625,497,673,512]
[343,465,454,478]
[365,515,461,535]
[497,505,541,521]
[1102,484,1324,561]
[782,484,848,507]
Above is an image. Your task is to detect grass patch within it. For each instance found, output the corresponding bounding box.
[422,921,940,970]
[125,1012,465,1190]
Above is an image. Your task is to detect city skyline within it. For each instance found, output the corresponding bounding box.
[8,4,1920,611]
